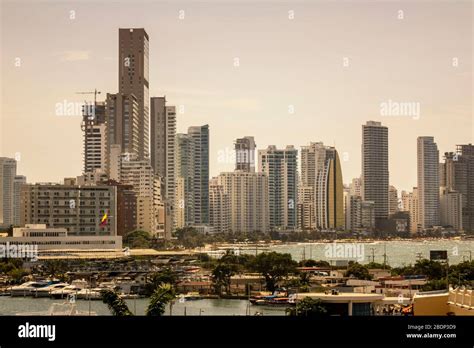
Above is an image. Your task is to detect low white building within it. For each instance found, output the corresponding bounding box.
[0,224,122,251]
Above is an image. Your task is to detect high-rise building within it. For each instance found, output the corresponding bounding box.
[361,121,389,223]
[441,145,474,233]
[258,145,298,230]
[153,178,166,238]
[150,97,176,205]
[136,196,154,234]
[209,178,231,233]
[13,175,27,226]
[118,28,150,160]
[235,136,256,172]
[361,201,376,230]
[389,185,399,216]
[175,133,195,228]
[408,187,419,233]
[82,101,106,174]
[417,136,440,229]
[345,195,375,232]
[117,184,137,236]
[119,155,154,197]
[349,177,362,197]
[188,125,209,225]
[297,185,315,230]
[117,154,157,234]
[440,187,463,231]
[345,195,362,231]
[217,171,269,234]
[315,147,344,230]
[104,93,139,176]
[0,157,17,227]
[301,143,344,230]
[20,183,117,236]
[401,190,410,212]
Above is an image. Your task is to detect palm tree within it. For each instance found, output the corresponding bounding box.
[145,284,176,316]
[101,289,133,316]
[101,284,175,316]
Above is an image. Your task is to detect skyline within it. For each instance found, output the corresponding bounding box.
[1,1,473,192]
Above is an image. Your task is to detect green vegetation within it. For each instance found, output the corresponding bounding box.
[144,268,178,296]
[146,284,176,316]
[286,297,328,317]
[392,259,474,289]
[0,259,29,284]
[101,284,175,316]
[101,289,134,316]
[345,262,372,280]
[123,230,152,248]
[249,252,298,292]
[211,263,237,295]
[41,260,69,281]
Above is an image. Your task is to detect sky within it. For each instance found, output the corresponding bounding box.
[1,0,472,193]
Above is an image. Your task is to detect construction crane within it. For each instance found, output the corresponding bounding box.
[76,89,101,120]
[76,89,101,173]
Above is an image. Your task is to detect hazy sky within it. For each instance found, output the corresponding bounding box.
[1,0,472,193]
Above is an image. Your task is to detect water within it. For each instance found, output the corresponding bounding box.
[0,297,286,316]
[264,240,473,267]
[1,240,471,315]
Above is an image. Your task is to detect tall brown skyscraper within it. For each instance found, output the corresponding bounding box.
[119,28,150,160]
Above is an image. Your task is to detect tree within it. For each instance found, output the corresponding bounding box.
[101,284,176,316]
[286,297,328,317]
[345,262,372,280]
[250,252,297,292]
[146,284,175,316]
[391,259,445,280]
[123,230,152,248]
[144,268,178,296]
[101,289,133,316]
[174,227,206,248]
[42,260,68,279]
[7,268,29,284]
[212,263,237,295]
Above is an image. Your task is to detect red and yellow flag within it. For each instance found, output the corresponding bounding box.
[100,212,108,226]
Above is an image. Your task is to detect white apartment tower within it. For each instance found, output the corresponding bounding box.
[258,145,298,230]
[209,178,231,233]
[217,172,269,234]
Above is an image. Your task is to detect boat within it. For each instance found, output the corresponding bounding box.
[249,289,293,306]
[50,279,88,299]
[10,281,49,297]
[181,292,201,301]
[76,288,102,300]
[250,296,291,306]
[118,293,141,299]
[32,283,69,298]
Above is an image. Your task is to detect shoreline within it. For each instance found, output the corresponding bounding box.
[199,236,471,249]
